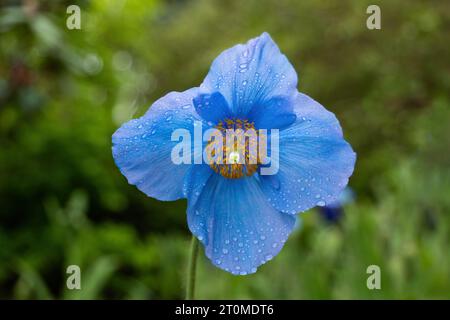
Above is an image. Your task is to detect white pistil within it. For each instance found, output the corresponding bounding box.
[228,151,240,164]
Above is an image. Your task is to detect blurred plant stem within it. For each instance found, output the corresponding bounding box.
[185,236,199,300]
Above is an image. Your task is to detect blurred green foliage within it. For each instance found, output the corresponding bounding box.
[0,0,449,299]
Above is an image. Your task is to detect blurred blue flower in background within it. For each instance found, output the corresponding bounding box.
[112,33,356,275]
[319,187,355,224]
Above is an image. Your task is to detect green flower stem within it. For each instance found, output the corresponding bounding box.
[185,235,199,300]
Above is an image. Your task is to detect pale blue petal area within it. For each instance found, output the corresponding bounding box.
[193,91,232,124]
[259,92,356,214]
[182,164,214,206]
[201,32,298,117]
[112,88,208,201]
[187,174,295,275]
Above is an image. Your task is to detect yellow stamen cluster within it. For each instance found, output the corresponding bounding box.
[207,119,265,179]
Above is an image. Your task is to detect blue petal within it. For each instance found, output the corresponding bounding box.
[259,92,356,214]
[201,32,298,118]
[193,91,231,124]
[182,164,214,205]
[247,96,297,130]
[112,88,206,201]
[187,175,295,275]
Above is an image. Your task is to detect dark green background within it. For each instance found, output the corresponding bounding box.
[0,0,449,299]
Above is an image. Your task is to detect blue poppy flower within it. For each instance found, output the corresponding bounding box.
[112,32,356,275]
[319,187,355,223]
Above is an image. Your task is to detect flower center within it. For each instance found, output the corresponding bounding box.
[228,151,240,164]
[206,119,265,179]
